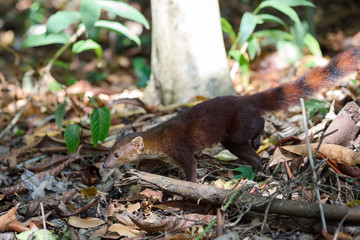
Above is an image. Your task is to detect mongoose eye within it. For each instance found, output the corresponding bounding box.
[114,152,120,158]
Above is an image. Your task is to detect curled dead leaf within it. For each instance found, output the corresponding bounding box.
[280,143,360,166]
[68,216,105,228]
[108,223,142,238]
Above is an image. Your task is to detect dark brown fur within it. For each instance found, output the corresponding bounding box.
[104,48,360,182]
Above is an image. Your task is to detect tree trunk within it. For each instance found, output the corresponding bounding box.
[143,0,235,106]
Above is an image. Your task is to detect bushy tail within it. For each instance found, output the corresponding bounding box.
[246,48,360,113]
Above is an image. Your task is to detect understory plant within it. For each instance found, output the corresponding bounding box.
[22,0,149,152]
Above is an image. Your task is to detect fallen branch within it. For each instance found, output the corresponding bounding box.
[120,170,360,224]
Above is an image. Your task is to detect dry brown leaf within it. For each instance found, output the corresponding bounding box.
[268,147,293,169]
[93,225,120,239]
[114,212,136,227]
[126,202,141,214]
[131,214,215,233]
[280,143,360,166]
[139,189,163,203]
[7,220,29,232]
[108,223,143,238]
[0,204,19,232]
[68,216,105,228]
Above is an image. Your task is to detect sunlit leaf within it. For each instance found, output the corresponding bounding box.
[94,20,141,46]
[304,33,322,57]
[221,17,236,39]
[49,81,63,93]
[46,10,81,34]
[247,36,259,60]
[21,33,70,48]
[80,0,101,31]
[98,0,149,29]
[239,12,258,44]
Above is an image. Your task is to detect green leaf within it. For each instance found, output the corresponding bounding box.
[64,124,80,153]
[49,81,63,93]
[229,49,241,62]
[98,0,149,29]
[239,12,258,44]
[88,96,99,108]
[269,0,315,7]
[305,98,328,121]
[90,107,110,147]
[46,10,81,34]
[16,229,58,240]
[21,33,70,48]
[304,33,322,57]
[133,57,151,88]
[254,29,292,40]
[53,60,70,71]
[72,39,103,65]
[290,22,305,49]
[239,54,250,87]
[80,0,101,31]
[232,166,255,180]
[55,102,66,133]
[67,77,78,86]
[255,1,302,26]
[257,13,286,26]
[247,36,259,60]
[221,17,236,39]
[94,20,141,46]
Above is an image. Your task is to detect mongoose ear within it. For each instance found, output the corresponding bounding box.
[131,136,144,151]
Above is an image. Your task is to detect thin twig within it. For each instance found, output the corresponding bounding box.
[300,98,327,232]
[40,202,48,240]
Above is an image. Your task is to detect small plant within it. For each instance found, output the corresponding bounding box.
[22,0,149,152]
[222,0,322,88]
[304,98,328,122]
[232,166,255,180]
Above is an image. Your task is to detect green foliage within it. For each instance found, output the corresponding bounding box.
[87,70,107,84]
[49,81,63,93]
[20,1,140,153]
[55,98,111,152]
[21,0,148,60]
[80,0,101,31]
[55,102,66,133]
[46,11,81,34]
[221,0,321,88]
[72,39,103,67]
[94,20,141,46]
[90,107,111,147]
[304,98,328,121]
[98,0,150,29]
[17,229,59,240]
[64,124,80,153]
[133,57,151,88]
[21,33,70,48]
[232,166,255,180]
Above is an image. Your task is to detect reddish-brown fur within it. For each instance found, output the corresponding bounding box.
[104,48,360,182]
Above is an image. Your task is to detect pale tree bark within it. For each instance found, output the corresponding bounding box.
[143,0,235,106]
